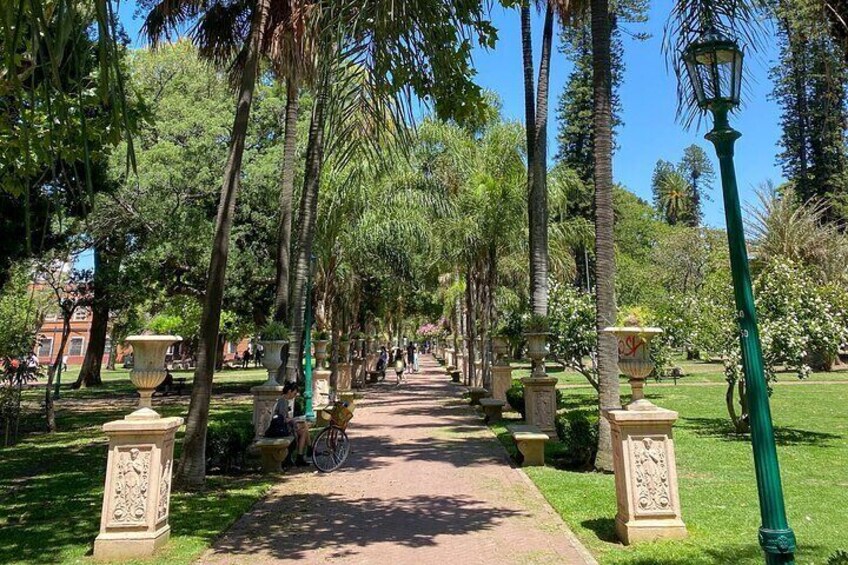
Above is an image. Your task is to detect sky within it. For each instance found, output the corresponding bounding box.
[114,1,784,231]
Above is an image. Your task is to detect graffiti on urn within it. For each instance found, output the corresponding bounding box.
[112,447,150,524]
[633,437,671,514]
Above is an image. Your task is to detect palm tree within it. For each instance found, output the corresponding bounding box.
[143,0,272,487]
[591,0,618,472]
[655,170,693,225]
[271,2,317,329]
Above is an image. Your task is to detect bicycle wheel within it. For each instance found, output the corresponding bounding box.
[311,425,350,472]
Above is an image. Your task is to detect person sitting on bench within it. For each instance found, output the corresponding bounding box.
[265,382,310,467]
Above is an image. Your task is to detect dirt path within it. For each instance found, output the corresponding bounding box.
[199,355,596,565]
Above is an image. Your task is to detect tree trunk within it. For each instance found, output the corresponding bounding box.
[591,0,620,472]
[520,5,538,308]
[285,84,327,383]
[106,334,117,370]
[75,244,113,388]
[464,268,476,386]
[273,77,300,324]
[529,4,553,316]
[174,0,269,489]
[46,317,71,432]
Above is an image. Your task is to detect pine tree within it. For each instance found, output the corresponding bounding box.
[772,5,848,223]
[678,144,715,226]
[555,19,625,192]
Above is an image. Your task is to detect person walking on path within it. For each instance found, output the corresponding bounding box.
[406,342,416,373]
[394,348,406,386]
[413,342,420,373]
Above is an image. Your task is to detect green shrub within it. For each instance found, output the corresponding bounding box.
[260,320,289,341]
[506,382,525,418]
[505,382,563,418]
[205,415,255,474]
[555,410,599,470]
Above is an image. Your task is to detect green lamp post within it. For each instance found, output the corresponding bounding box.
[303,254,317,421]
[683,28,796,564]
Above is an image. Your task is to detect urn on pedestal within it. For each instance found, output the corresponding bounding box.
[521,316,557,434]
[600,325,687,544]
[125,335,181,410]
[94,335,183,561]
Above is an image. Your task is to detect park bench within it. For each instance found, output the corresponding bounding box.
[478,398,505,423]
[655,366,685,385]
[255,436,294,473]
[367,370,384,384]
[508,424,549,467]
[468,387,488,406]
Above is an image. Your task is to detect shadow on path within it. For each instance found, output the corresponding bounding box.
[209,492,522,561]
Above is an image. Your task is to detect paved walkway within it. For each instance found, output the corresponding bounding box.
[200,355,596,565]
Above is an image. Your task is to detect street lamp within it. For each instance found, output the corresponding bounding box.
[683,28,796,565]
[303,254,317,421]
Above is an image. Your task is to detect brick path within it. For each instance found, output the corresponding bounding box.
[199,355,596,565]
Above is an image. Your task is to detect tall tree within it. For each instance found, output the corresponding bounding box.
[591,0,618,472]
[144,0,272,487]
[679,144,715,226]
[521,3,557,317]
[773,5,848,222]
[555,21,624,188]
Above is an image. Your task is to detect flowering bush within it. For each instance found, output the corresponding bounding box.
[416,322,442,339]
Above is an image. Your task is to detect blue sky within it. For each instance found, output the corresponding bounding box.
[115,1,783,229]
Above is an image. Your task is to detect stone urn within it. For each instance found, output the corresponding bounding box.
[600,326,662,408]
[524,332,549,378]
[313,339,329,368]
[339,338,351,362]
[492,336,509,366]
[125,335,181,411]
[259,340,287,386]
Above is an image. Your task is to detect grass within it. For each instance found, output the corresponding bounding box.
[492,381,848,564]
[509,358,848,387]
[1,367,275,565]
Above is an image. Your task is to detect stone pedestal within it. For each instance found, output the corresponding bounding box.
[251,384,284,441]
[94,410,183,561]
[491,365,512,403]
[313,369,331,406]
[456,353,466,380]
[352,358,364,388]
[337,363,352,393]
[521,377,557,434]
[606,405,687,545]
[446,348,455,368]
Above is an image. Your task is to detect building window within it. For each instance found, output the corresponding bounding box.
[44,312,59,321]
[228,342,237,354]
[104,336,112,353]
[68,337,85,357]
[38,338,53,359]
[73,309,88,321]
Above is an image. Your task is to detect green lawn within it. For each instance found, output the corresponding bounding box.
[1,367,274,565]
[492,382,848,564]
[509,359,848,387]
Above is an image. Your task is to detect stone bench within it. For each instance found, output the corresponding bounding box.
[255,437,293,473]
[508,425,549,467]
[479,398,505,423]
[468,387,488,406]
[367,370,383,384]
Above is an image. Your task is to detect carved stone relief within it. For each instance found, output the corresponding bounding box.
[110,447,151,526]
[632,437,672,515]
[157,457,172,522]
